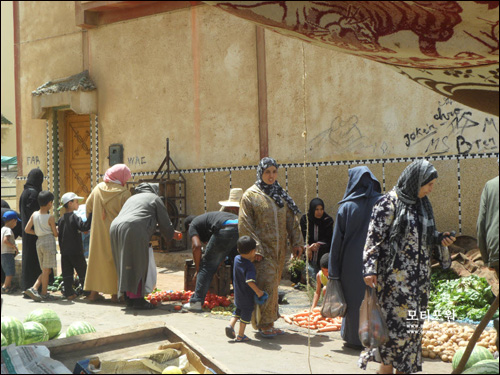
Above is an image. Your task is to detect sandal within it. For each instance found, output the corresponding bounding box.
[225,326,236,339]
[235,335,251,342]
[272,328,286,335]
[258,328,277,338]
[67,294,78,300]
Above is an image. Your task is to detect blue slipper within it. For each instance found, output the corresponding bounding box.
[225,326,236,339]
[258,329,277,338]
[236,335,251,342]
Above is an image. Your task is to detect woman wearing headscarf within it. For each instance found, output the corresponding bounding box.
[329,166,382,350]
[360,160,455,374]
[84,164,132,302]
[238,157,304,337]
[19,168,44,291]
[300,198,334,274]
[110,183,176,309]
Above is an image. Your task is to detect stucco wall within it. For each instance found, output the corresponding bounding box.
[1,1,16,157]
[16,2,499,238]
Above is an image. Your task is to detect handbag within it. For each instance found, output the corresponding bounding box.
[321,279,347,318]
[358,286,389,348]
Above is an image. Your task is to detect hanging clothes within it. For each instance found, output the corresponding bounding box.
[329,166,382,348]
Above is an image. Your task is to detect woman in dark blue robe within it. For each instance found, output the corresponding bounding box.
[329,166,382,349]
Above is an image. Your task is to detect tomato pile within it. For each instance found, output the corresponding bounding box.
[146,289,193,306]
[144,289,234,311]
[202,292,232,310]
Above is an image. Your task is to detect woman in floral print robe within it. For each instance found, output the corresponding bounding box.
[238,157,303,336]
[360,160,455,374]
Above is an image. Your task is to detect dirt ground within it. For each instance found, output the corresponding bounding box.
[1,264,454,374]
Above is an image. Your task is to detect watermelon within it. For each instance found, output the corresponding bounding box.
[462,359,499,374]
[24,309,62,339]
[452,346,494,371]
[1,333,8,347]
[1,316,25,346]
[22,322,49,345]
[66,321,96,337]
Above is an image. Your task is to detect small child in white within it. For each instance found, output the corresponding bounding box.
[1,211,21,293]
[24,191,59,301]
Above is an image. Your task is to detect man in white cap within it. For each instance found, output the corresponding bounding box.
[184,188,242,311]
[57,192,92,300]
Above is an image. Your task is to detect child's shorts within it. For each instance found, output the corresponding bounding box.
[233,307,253,325]
[36,235,57,269]
[1,253,16,276]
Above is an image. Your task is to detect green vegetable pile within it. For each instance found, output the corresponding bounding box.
[429,272,498,322]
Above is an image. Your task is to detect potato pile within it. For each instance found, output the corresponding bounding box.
[422,321,498,362]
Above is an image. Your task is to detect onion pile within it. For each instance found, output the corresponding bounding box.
[422,321,497,362]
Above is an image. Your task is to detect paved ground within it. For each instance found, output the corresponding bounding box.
[1,264,454,374]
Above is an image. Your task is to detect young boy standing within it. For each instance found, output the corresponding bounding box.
[1,211,21,293]
[57,192,92,300]
[24,191,58,302]
[225,236,268,342]
[311,253,330,309]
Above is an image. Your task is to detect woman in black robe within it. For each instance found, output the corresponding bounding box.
[19,168,44,291]
[329,166,382,350]
[300,198,334,274]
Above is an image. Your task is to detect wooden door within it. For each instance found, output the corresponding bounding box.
[65,113,91,200]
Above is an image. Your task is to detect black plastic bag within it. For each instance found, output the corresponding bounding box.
[321,279,347,318]
[358,286,389,348]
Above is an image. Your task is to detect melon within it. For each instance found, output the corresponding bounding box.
[24,309,61,339]
[1,316,25,346]
[462,359,499,374]
[1,333,8,347]
[162,366,182,374]
[452,346,494,371]
[22,322,49,345]
[66,321,96,337]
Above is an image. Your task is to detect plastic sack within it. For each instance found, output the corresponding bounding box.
[358,286,389,349]
[321,279,347,318]
[145,246,157,294]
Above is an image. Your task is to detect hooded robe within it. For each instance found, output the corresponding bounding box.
[84,181,131,294]
[19,168,44,290]
[329,166,382,347]
[110,183,174,296]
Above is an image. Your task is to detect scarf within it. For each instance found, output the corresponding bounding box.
[338,166,382,204]
[103,164,131,186]
[24,168,44,192]
[307,198,327,225]
[255,157,301,215]
[389,159,439,247]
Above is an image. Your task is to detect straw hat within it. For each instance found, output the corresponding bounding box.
[219,188,243,207]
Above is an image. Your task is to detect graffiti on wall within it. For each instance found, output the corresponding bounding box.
[404,98,498,156]
[127,156,147,166]
[27,156,41,165]
[308,115,388,156]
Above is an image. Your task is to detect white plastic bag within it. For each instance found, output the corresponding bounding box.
[145,246,157,294]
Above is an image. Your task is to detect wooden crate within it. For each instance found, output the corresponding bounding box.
[40,321,230,374]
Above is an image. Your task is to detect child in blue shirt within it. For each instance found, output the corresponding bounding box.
[225,236,267,342]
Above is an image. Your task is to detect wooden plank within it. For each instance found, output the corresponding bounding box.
[42,321,166,355]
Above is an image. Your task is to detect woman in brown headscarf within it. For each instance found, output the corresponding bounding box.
[84,164,131,302]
